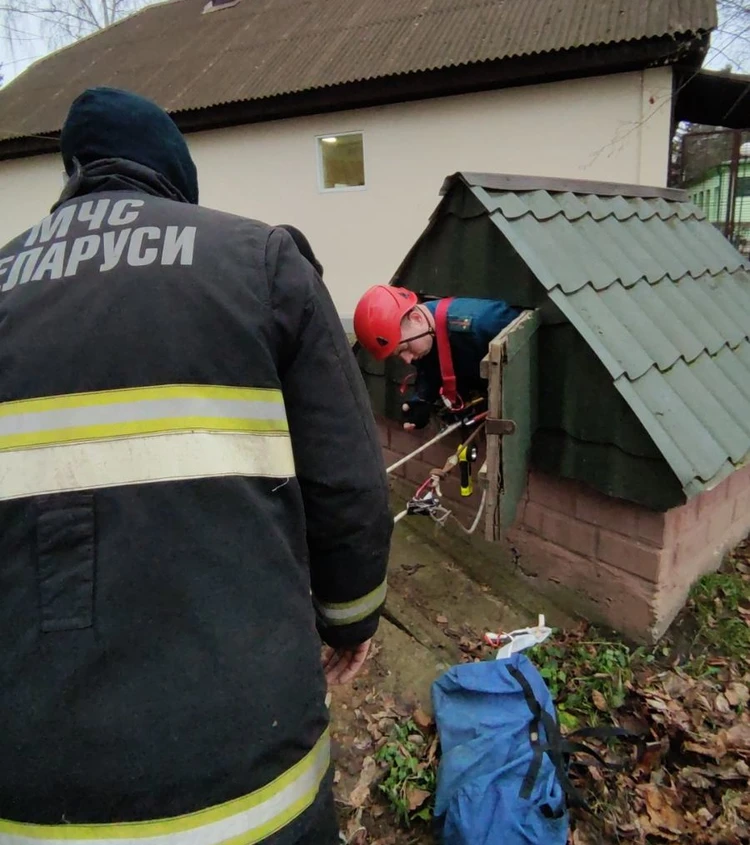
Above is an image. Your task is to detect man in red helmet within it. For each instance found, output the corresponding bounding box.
[354,285,520,430]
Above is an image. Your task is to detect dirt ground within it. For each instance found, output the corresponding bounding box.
[328,515,750,845]
[328,517,573,844]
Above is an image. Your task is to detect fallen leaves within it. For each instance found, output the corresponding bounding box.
[412,708,433,731]
[405,787,431,811]
[724,722,750,753]
[715,692,732,714]
[349,756,379,809]
[555,605,750,845]
[591,689,607,712]
[726,682,749,708]
[638,784,685,835]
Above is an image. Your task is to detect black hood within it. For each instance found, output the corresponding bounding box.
[53,158,191,211]
[60,87,198,205]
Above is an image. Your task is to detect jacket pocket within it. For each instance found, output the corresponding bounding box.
[36,494,95,632]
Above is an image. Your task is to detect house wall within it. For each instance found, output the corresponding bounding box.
[688,161,750,229]
[0,67,673,321]
[380,416,750,642]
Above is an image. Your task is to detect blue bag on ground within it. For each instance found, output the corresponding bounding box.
[431,653,568,845]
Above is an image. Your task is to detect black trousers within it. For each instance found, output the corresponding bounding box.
[295,783,338,844]
[278,768,338,845]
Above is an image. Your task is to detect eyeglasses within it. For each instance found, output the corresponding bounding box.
[396,328,433,352]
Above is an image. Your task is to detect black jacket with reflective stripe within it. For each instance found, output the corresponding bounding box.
[0,162,392,825]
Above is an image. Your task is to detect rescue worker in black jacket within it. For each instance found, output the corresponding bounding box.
[0,87,392,844]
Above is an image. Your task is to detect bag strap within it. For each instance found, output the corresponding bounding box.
[507,665,644,813]
[434,297,458,408]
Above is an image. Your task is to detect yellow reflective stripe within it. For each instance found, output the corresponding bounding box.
[0,731,329,845]
[0,385,283,417]
[317,580,388,626]
[0,432,295,501]
[0,385,288,452]
[0,418,288,452]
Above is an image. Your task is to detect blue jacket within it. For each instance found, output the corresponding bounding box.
[410,298,520,406]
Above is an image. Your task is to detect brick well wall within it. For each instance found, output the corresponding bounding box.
[379,415,750,641]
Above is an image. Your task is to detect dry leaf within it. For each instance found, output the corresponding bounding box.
[640,785,685,834]
[349,756,379,808]
[684,740,726,762]
[678,767,714,789]
[426,736,439,766]
[344,807,366,844]
[406,786,431,811]
[637,739,669,775]
[725,723,750,752]
[571,823,598,845]
[695,693,713,711]
[696,807,714,826]
[436,615,448,625]
[716,693,732,714]
[592,690,608,712]
[726,683,750,708]
[646,697,669,712]
[366,723,383,742]
[663,672,692,699]
[413,707,434,731]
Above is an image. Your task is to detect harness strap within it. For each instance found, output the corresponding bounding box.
[434,297,458,407]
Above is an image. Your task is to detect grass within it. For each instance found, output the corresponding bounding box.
[686,552,750,668]
[531,548,750,723]
[375,720,437,827]
[529,638,654,730]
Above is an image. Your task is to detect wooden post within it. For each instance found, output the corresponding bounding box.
[483,337,505,541]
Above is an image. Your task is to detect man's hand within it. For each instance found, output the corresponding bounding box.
[322,639,371,686]
[401,400,431,431]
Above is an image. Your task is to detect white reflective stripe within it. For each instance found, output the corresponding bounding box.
[317,580,388,626]
[0,398,286,438]
[0,431,295,501]
[0,732,330,845]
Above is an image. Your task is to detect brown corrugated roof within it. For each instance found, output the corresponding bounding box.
[0,0,717,143]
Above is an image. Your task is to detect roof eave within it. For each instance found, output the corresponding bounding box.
[0,29,709,163]
[442,172,690,201]
[675,68,750,128]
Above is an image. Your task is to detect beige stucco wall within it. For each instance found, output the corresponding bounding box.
[0,67,672,319]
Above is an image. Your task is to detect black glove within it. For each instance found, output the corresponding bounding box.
[401,399,432,430]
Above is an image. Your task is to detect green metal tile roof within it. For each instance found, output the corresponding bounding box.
[455,173,750,498]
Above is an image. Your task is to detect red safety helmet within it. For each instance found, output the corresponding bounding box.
[354,285,419,360]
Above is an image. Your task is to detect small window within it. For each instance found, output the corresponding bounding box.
[317,133,365,191]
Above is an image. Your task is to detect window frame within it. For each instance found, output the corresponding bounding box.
[315,131,367,194]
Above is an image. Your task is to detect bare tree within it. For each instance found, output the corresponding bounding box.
[0,0,151,56]
[714,0,750,69]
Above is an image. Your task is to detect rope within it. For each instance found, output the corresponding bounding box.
[386,419,462,475]
[389,411,489,532]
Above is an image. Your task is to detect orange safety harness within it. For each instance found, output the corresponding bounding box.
[434,297,462,410]
[399,297,465,411]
